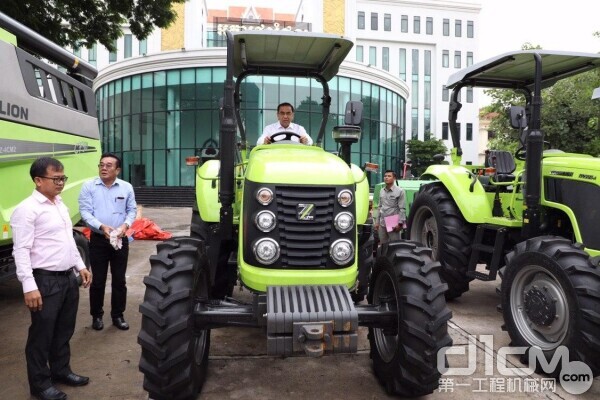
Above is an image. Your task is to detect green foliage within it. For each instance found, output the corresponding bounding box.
[482,43,600,156]
[0,0,186,52]
[406,138,448,176]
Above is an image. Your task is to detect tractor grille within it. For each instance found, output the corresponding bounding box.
[275,186,335,268]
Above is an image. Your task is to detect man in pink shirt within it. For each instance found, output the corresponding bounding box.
[11,157,92,400]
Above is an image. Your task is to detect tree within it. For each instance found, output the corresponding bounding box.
[406,138,448,176]
[0,0,185,52]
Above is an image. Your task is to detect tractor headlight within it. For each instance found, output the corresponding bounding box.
[256,187,274,205]
[329,239,354,265]
[255,210,276,232]
[334,212,354,233]
[253,238,280,265]
[337,189,353,207]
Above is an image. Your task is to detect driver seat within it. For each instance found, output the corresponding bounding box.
[486,150,515,182]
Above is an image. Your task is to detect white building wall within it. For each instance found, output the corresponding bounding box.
[84,0,484,163]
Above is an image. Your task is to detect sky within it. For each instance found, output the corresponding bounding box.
[476,0,598,104]
[478,0,599,60]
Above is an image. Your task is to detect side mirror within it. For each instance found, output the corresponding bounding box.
[509,106,527,129]
[344,101,363,125]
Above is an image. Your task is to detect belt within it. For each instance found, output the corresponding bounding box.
[33,268,73,276]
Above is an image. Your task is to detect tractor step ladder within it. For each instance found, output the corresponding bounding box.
[466,224,507,281]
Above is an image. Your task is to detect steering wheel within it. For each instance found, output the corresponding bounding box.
[267,131,304,144]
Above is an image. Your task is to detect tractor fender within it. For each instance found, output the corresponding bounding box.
[420,164,492,223]
[195,159,221,223]
[351,164,370,225]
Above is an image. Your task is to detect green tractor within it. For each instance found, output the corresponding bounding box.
[138,31,452,399]
[0,12,99,282]
[406,50,600,376]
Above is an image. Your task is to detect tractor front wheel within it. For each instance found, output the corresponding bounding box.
[501,236,600,377]
[368,241,452,396]
[138,237,211,400]
[407,182,473,299]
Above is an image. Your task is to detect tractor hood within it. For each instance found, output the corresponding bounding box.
[543,151,600,176]
[245,145,356,185]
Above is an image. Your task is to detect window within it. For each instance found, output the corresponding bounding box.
[467,87,473,103]
[371,12,378,30]
[109,40,117,62]
[442,50,449,68]
[87,43,97,66]
[457,123,461,140]
[356,45,364,62]
[73,46,81,58]
[443,19,449,36]
[412,49,419,139]
[467,20,474,38]
[442,122,449,140]
[369,46,377,66]
[454,51,461,68]
[442,85,449,102]
[399,48,406,80]
[467,52,473,66]
[455,20,462,37]
[358,12,365,29]
[382,47,389,71]
[139,39,147,55]
[414,16,420,34]
[401,15,408,32]
[466,123,473,141]
[124,34,132,58]
[426,17,433,35]
[384,13,391,31]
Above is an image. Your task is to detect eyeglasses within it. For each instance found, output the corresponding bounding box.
[98,163,115,169]
[39,176,68,184]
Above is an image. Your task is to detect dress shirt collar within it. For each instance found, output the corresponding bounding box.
[32,189,62,204]
[93,176,121,187]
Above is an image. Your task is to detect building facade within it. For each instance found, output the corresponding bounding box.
[90,0,482,190]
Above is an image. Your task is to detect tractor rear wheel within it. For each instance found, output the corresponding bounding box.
[368,241,452,396]
[501,236,600,377]
[138,237,211,400]
[407,182,473,299]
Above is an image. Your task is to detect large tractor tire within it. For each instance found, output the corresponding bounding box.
[190,203,235,298]
[73,230,90,268]
[407,182,473,299]
[500,236,600,377]
[138,237,211,400]
[352,220,374,303]
[368,241,453,397]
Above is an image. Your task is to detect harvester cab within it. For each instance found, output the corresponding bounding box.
[138,30,452,399]
[0,12,100,282]
[406,50,600,379]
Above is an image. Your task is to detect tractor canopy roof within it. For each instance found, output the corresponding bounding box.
[447,50,600,91]
[228,30,353,81]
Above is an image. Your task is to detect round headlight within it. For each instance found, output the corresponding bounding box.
[329,239,354,265]
[253,238,280,265]
[337,190,353,207]
[256,187,273,205]
[334,212,354,233]
[255,210,276,232]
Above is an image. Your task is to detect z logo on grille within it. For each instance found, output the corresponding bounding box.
[297,203,316,221]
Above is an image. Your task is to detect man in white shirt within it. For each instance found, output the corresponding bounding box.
[11,157,92,400]
[256,102,313,145]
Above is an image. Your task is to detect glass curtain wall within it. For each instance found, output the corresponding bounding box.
[97,67,406,188]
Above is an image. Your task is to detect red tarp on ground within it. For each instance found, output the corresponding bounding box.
[82,218,172,241]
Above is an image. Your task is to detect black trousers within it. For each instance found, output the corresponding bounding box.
[27,272,79,392]
[89,233,129,319]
